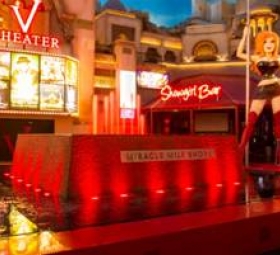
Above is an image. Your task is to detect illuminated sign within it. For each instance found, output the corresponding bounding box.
[0,50,78,114]
[41,56,65,84]
[40,84,64,110]
[0,81,8,109]
[0,51,10,79]
[0,31,60,48]
[0,0,60,48]
[65,59,78,86]
[11,53,39,109]
[65,59,78,112]
[66,85,77,112]
[161,84,221,101]
[120,70,136,119]
[137,71,168,89]
[120,149,216,163]
[10,0,42,33]
[0,51,10,108]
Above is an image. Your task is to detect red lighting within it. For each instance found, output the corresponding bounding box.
[156,189,165,194]
[3,172,10,177]
[12,0,22,7]
[25,183,32,188]
[185,187,194,191]
[16,178,23,183]
[9,175,14,179]
[120,193,129,198]
[137,71,168,89]
[12,134,244,223]
[44,192,50,197]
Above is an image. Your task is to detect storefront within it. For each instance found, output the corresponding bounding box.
[0,50,79,161]
[142,72,277,162]
[0,1,80,163]
[143,74,249,134]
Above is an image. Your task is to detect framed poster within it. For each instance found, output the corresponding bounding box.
[137,71,168,89]
[0,80,9,109]
[0,51,10,80]
[40,84,64,110]
[65,59,78,86]
[65,85,77,112]
[10,53,39,109]
[41,56,65,85]
[119,70,136,109]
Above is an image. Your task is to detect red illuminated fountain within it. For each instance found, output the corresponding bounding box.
[5,134,280,254]
[10,134,245,224]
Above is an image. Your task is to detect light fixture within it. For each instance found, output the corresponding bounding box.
[1,0,23,7]
[156,189,165,194]
[13,0,22,7]
[120,193,129,198]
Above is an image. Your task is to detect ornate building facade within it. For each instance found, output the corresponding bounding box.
[93,1,277,126]
[0,0,95,162]
[93,0,280,162]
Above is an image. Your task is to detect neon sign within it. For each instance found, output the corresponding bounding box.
[0,31,59,48]
[120,70,136,119]
[10,0,41,33]
[0,50,78,113]
[161,84,221,101]
[0,0,60,48]
[137,71,168,89]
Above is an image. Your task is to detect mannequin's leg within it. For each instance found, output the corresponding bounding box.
[273,111,280,164]
[239,112,259,152]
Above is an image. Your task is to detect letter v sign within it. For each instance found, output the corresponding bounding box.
[10,0,42,33]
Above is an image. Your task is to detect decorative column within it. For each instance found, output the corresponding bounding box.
[114,35,137,134]
[249,9,278,37]
[62,0,95,133]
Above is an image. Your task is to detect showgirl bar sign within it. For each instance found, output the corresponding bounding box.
[0,0,60,48]
[160,83,221,101]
